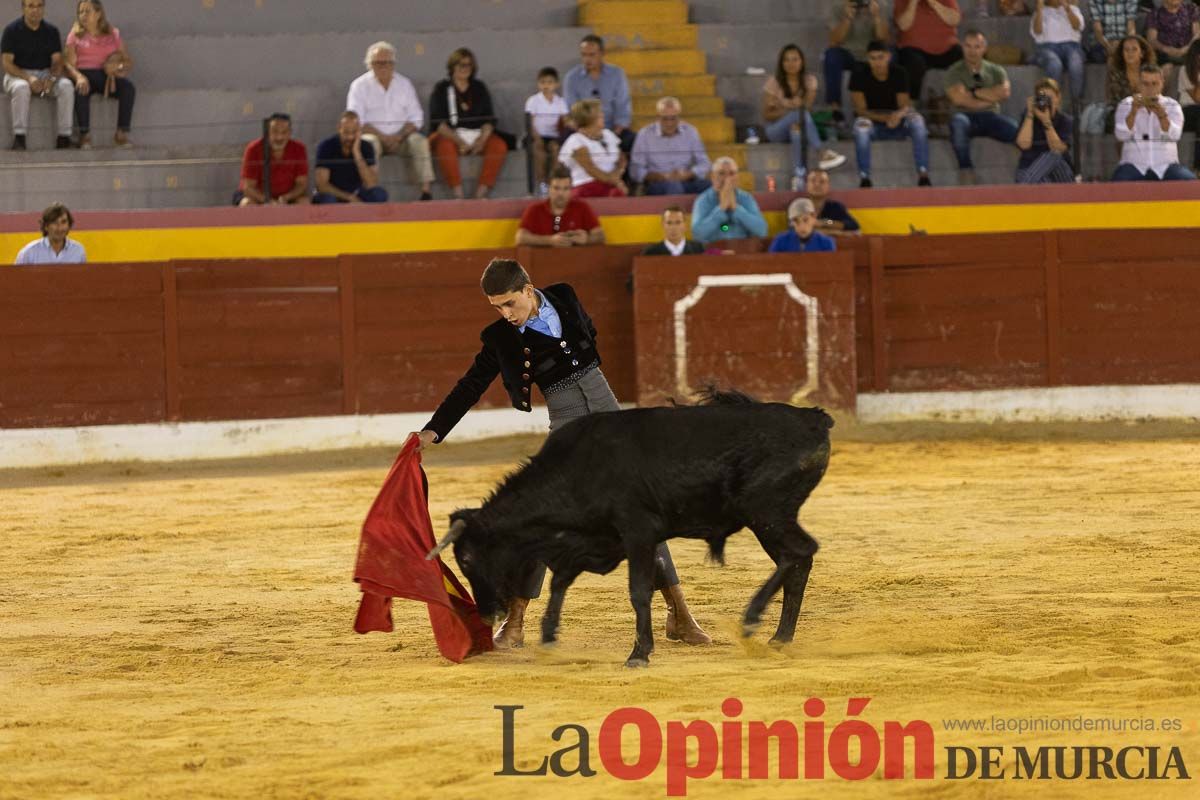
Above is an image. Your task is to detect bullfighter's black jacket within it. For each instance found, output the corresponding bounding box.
[423,283,601,442]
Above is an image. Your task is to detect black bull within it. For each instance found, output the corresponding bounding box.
[430,391,833,667]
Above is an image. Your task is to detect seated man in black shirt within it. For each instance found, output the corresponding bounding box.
[804,168,860,236]
[313,110,389,204]
[1,0,73,150]
[849,40,931,188]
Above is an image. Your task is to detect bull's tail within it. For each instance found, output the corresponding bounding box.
[706,535,727,566]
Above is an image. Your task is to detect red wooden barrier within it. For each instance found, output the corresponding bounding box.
[4,230,1200,430]
[631,253,857,410]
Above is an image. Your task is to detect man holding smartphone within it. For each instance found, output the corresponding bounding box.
[1112,63,1196,181]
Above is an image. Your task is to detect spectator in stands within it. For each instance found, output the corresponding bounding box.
[999,0,1030,13]
[1014,77,1075,182]
[1147,0,1200,78]
[2,0,73,150]
[642,205,705,255]
[516,164,605,247]
[563,34,634,151]
[630,96,712,195]
[1112,63,1196,179]
[525,66,568,196]
[1031,0,1086,105]
[690,156,769,243]
[850,40,932,187]
[1178,40,1200,171]
[313,110,388,203]
[15,202,85,264]
[825,0,891,130]
[945,30,1018,184]
[429,47,510,200]
[1086,0,1139,63]
[1108,35,1156,122]
[63,0,133,150]
[234,112,309,206]
[347,41,433,201]
[893,0,963,105]
[768,197,837,253]
[559,98,627,198]
[763,44,847,188]
[804,167,861,235]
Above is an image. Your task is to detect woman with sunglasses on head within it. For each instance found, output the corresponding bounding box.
[63,0,135,149]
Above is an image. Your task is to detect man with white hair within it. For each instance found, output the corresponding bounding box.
[768,197,837,253]
[346,41,434,200]
[690,156,768,243]
[629,96,712,195]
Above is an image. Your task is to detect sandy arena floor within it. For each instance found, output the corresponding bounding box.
[1,425,1199,799]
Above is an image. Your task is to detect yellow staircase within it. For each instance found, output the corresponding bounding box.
[580,0,753,190]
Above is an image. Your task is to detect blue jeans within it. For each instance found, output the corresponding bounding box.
[1035,42,1085,100]
[949,111,1020,168]
[313,186,389,203]
[765,109,823,175]
[1111,162,1197,181]
[644,177,712,195]
[853,114,929,178]
[823,47,860,107]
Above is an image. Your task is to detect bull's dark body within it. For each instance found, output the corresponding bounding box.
[451,392,833,666]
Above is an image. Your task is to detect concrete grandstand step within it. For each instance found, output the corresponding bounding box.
[631,114,733,143]
[606,49,708,76]
[579,0,689,26]
[629,74,715,96]
[134,29,590,93]
[591,24,699,50]
[632,95,725,115]
[113,0,581,38]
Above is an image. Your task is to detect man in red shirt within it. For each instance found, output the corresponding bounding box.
[515,164,605,246]
[894,0,963,105]
[235,112,310,205]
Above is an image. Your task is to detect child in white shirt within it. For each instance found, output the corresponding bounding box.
[524,67,569,194]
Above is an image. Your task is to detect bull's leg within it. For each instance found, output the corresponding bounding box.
[624,542,657,667]
[744,521,819,639]
[743,562,793,638]
[540,569,578,646]
[771,553,814,644]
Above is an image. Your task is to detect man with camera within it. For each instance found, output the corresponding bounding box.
[1015,77,1075,183]
[1112,63,1196,181]
[945,29,1019,185]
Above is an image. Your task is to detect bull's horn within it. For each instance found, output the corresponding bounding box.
[426,518,467,560]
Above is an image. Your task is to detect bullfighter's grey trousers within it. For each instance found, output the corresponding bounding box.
[518,367,681,598]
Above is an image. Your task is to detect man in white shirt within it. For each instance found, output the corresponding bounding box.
[346,41,434,200]
[1112,64,1197,181]
[14,203,86,264]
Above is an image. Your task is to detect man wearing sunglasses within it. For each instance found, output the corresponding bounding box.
[516,164,605,247]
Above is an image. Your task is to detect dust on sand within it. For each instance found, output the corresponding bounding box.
[1,424,1198,799]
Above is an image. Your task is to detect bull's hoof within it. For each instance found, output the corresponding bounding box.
[741,622,761,639]
[768,636,791,648]
[624,657,650,668]
[540,638,559,648]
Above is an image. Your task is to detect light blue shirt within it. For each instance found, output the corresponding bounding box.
[629,121,712,183]
[519,289,562,338]
[14,236,87,265]
[563,63,632,130]
[690,187,769,243]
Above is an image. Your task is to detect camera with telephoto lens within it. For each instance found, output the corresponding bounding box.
[1034,92,1050,112]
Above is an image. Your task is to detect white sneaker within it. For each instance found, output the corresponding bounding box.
[818,149,847,170]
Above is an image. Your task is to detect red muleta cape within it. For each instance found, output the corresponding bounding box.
[352,435,493,662]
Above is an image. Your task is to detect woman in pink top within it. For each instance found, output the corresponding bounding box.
[64,0,135,148]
